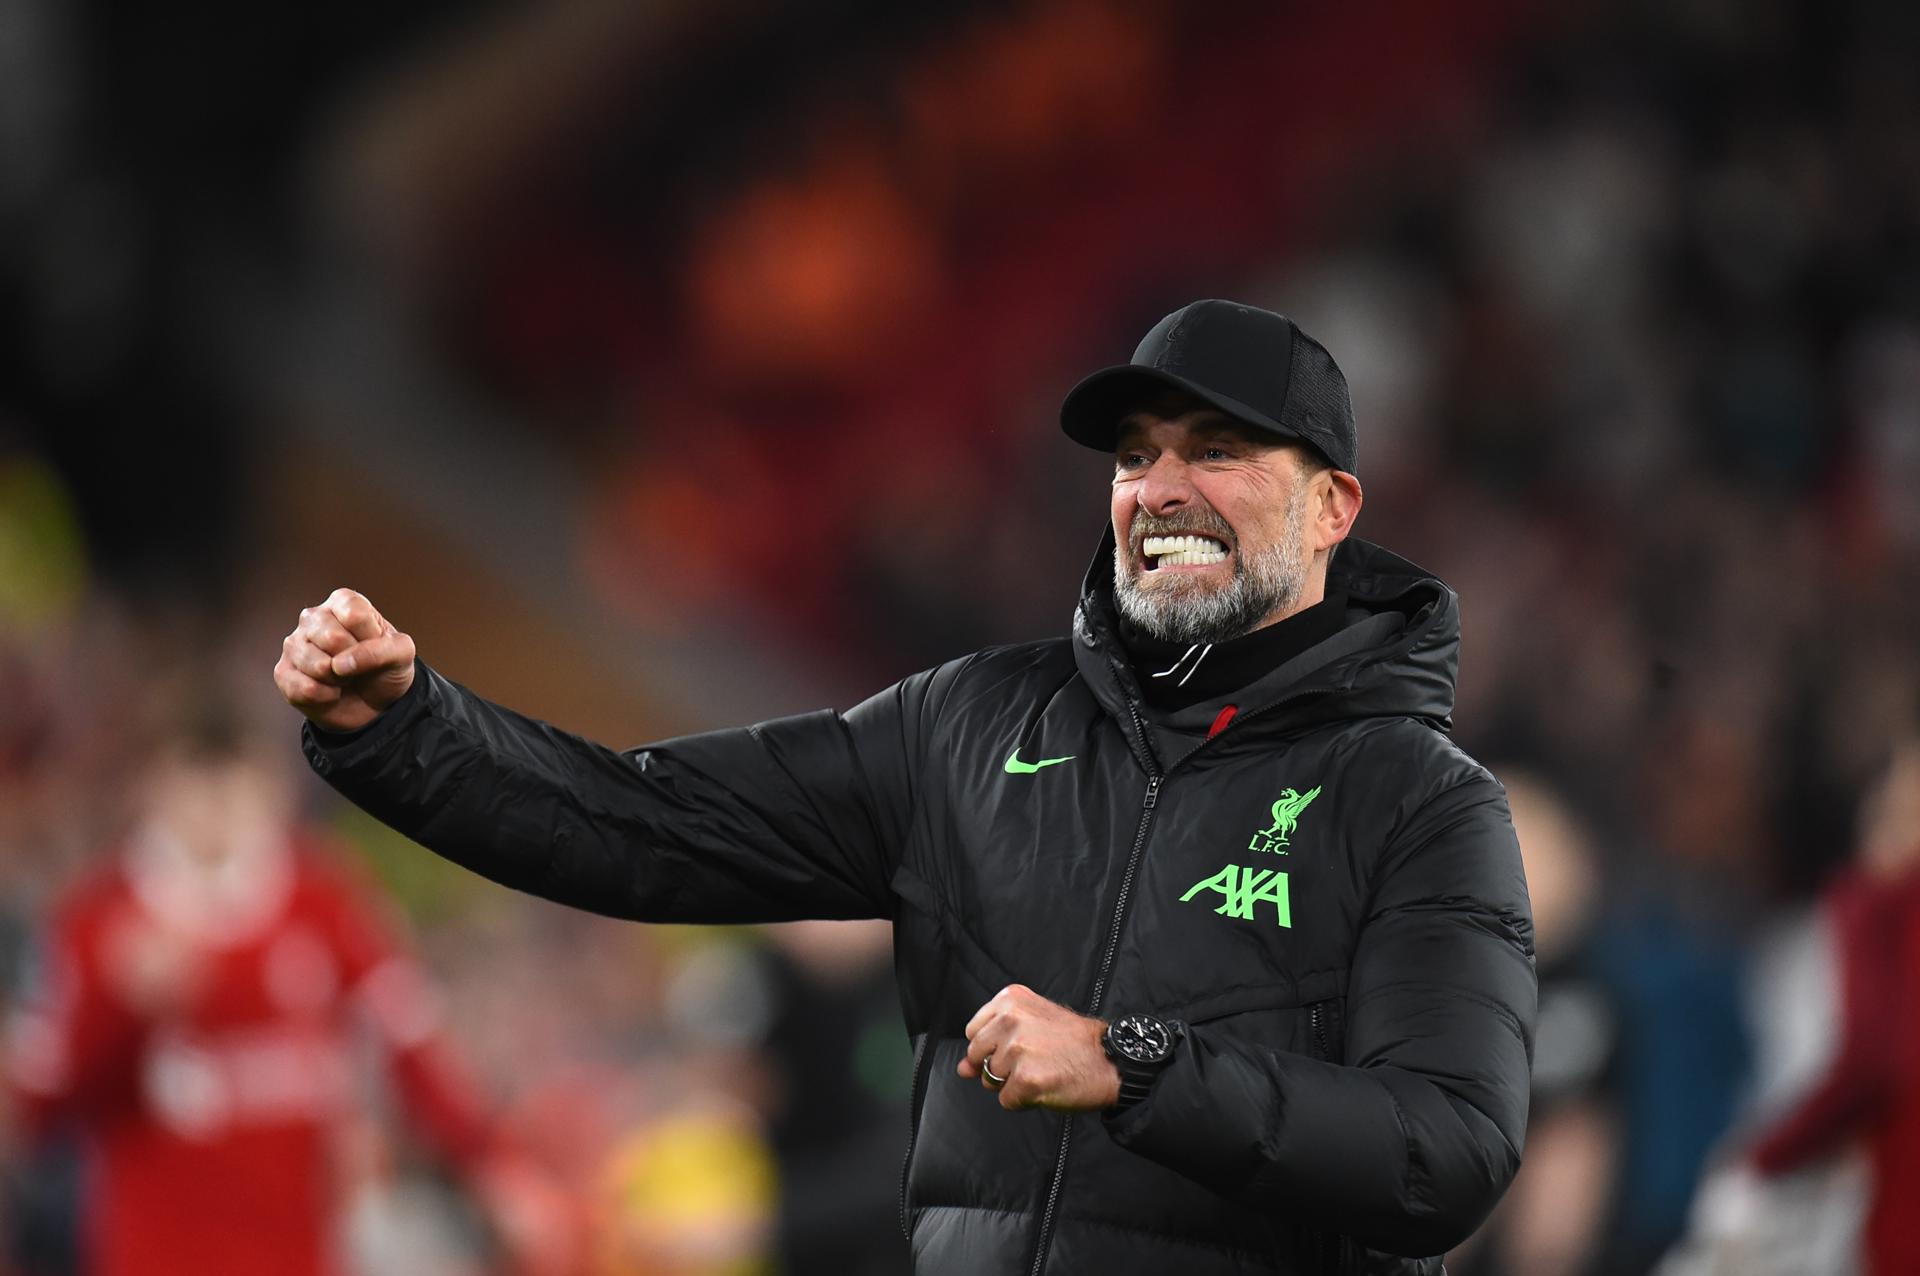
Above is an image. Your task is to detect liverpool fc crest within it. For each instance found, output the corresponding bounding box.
[1248,786,1321,854]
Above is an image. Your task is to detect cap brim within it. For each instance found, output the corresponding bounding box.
[1059,365,1303,453]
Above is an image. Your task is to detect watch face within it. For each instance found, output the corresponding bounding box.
[1110,1014,1174,1064]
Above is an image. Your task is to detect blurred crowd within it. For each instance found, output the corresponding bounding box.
[0,577,911,1276]
[4,0,1920,1273]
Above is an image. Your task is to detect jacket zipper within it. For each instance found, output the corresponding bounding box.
[1024,683,1339,1274]
[1027,701,1163,1276]
[1311,1002,1330,1062]
[898,1032,932,1240]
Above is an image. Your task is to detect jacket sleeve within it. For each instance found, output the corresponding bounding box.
[1106,774,1536,1258]
[301,659,943,924]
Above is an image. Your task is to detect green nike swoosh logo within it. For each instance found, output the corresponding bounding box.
[1005,749,1076,774]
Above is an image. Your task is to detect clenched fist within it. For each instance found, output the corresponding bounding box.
[959,984,1121,1112]
[274,588,417,733]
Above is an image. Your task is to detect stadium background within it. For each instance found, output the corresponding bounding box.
[3,0,1918,1272]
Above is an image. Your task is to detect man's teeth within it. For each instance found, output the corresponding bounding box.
[1142,535,1228,567]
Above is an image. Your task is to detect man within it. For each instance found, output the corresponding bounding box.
[1740,739,1920,1276]
[275,300,1536,1275]
[4,704,573,1276]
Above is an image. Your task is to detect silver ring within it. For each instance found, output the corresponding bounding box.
[982,1057,1006,1088]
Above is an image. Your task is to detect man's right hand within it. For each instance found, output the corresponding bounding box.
[275,588,417,733]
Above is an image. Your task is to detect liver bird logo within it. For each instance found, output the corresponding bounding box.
[1261,786,1322,846]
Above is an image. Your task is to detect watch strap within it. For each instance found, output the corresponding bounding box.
[1114,1064,1160,1110]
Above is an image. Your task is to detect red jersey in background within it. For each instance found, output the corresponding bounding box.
[5,833,493,1276]
[1750,868,1920,1276]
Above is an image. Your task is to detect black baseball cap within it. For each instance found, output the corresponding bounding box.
[1060,299,1358,475]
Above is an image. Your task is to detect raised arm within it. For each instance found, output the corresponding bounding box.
[276,589,935,925]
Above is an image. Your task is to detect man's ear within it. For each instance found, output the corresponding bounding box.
[1314,471,1363,551]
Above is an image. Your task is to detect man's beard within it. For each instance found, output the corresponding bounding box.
[1113,499,1309,645]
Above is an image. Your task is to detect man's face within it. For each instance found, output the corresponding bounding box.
[1110,407,1320,645]
[143,753,290,870]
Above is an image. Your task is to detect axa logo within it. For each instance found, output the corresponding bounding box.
[1180,784,1322,929]
[1180,865,1291,927]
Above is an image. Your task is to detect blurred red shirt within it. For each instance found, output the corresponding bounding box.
[1750,867,1920,1276]
[5,833,492,1276]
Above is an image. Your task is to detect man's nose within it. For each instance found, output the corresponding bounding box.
[1137,454,1196,515]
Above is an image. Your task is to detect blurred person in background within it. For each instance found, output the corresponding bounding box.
[1452,773,1620,1276]
[1736,737,1920,1275]
[1656,734,1920,1276]
[273,301,1535,1275]
[0,699,573,1276]
[753,921,910,1276]
[593,1096,775,1276]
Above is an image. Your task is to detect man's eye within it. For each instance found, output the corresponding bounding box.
[1116,453,1149,470]
[1202,446,1230,461]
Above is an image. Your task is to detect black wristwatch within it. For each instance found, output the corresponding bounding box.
[1102,1013,1185,1111]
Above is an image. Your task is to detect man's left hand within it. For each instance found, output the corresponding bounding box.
[959,984,1121,1112]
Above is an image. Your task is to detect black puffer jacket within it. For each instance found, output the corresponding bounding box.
[303,537,1535,1275]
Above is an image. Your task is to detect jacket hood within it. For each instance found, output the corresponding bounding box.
[1070,527,1461,750]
